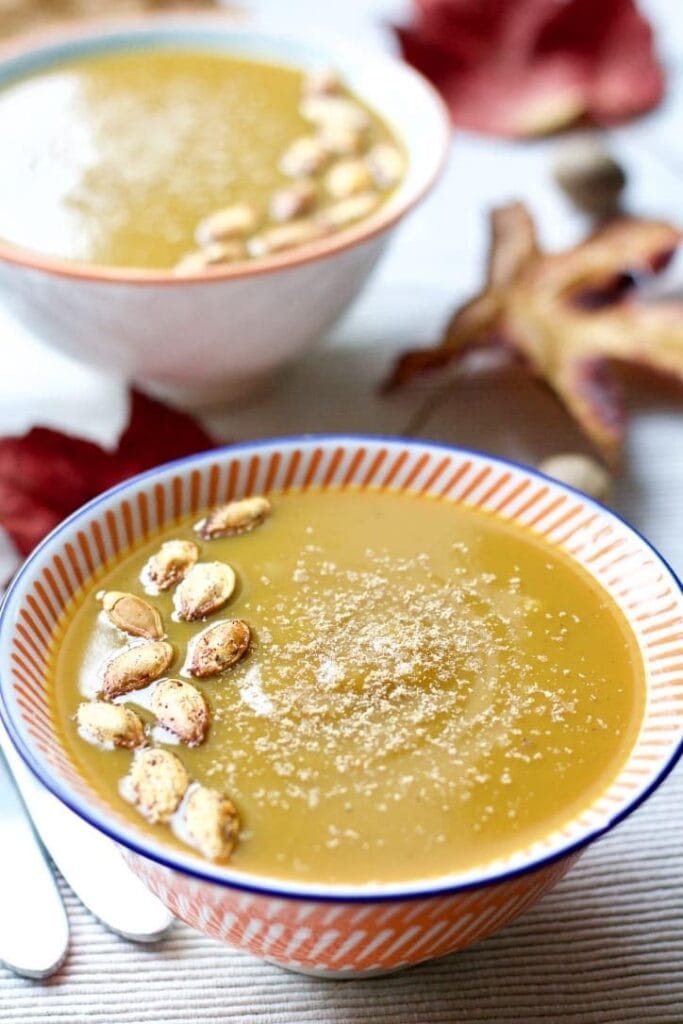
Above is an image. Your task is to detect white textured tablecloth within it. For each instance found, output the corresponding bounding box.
[1,1,682,1019]
[1,761,681,1024]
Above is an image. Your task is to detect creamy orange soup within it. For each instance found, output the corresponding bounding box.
[49,489,644,884]
[0,49,403,270]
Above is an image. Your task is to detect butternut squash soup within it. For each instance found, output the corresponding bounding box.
[0,49,404,271]
[50,489,644,884]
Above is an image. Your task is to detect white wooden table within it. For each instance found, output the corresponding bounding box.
[0,1,681,1020]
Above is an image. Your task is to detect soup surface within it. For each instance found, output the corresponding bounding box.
[0,48,403,270]
[50,488,644,884]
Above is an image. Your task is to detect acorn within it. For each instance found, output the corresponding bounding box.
[552,136,626,218]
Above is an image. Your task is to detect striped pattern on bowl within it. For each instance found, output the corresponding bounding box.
[1,437,682,976]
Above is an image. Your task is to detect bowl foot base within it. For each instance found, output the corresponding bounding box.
[262,957,409,980]
[136,370,274,410]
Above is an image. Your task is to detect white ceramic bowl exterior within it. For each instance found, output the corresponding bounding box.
[0,232,388,403]
[0,20,449,404]
[1,437,682,977]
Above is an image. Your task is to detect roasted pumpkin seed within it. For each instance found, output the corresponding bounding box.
[367,142,404,189]
[317,121,366,157]
[248,219,327,257]
[174,562,236,622]
[316,192,378,229]
[76,701,145,749]
[188,619,251,678]
[151,678,209,746]
[300,95,370,131]
[195,496,272,540]
[125,748,189,823]
[302,68,342,98]
[173,241,246,274]
[185,785,240,862]
[279,136,331,177]
[269,180,318,223]
[142,539,199,592]
[195,203,259,246]
[324,158,373,200]
[102,641,174,700]
[101,591,163,640]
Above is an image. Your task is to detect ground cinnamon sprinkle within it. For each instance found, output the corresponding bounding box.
[206,541,595,821]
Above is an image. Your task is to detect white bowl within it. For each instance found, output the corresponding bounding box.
[1,437,683,977]
[0,16,449,405]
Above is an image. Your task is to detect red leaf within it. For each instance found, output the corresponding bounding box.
[103,391,217,488]
[395,0,664,138]
[384,203,683,463]
[0,390,216,557]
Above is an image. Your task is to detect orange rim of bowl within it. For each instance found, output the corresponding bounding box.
[0,11,452,286]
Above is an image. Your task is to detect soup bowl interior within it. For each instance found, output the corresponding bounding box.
[1,437,682,976]
[0,15,448,275]
[0,18,450,406]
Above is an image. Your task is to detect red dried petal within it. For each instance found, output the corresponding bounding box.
[395,0,664,138]
[0,391,216,557]
[104,390,215,487]
[0,481,63,559]
[0,428,108,515]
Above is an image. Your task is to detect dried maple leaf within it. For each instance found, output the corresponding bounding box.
[394,0,664,138]
[0,390,215,556]
[385,202,683,463]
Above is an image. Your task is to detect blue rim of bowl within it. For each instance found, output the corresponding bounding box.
[1,434,682,904]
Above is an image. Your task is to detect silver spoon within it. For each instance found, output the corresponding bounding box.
[0,750,69,978]
[0,723,174,946]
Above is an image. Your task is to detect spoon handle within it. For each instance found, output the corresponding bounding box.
[0,750,69,978]
[1,730,174,944]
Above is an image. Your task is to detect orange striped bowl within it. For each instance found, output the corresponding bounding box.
[1,436,682,978]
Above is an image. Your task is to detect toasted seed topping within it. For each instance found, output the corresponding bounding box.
[174,562,236,622]
[101,592,163,640]
[269,180,318,223]
[102,641,174,700]
[195,496,272,540]
[203,240,247,264]
[125,748,189,823]
[185,785,240,862]
[366,142,404,189]
[188,619,251,678]
[324,158,373,200]
[316,192,378,230]
[248,219,328,257]
[279,136,331,177]
[151,678,209,746]
[302,68,342,99]
[317,121,366,157]
[301,95,370,131]
[174,240,246,275]
[142,539,199,592]
[195,203,259,246]
[76,701,145,749]
[173,250,212,275]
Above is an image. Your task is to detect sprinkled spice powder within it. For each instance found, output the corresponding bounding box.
[50,488,644,882]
